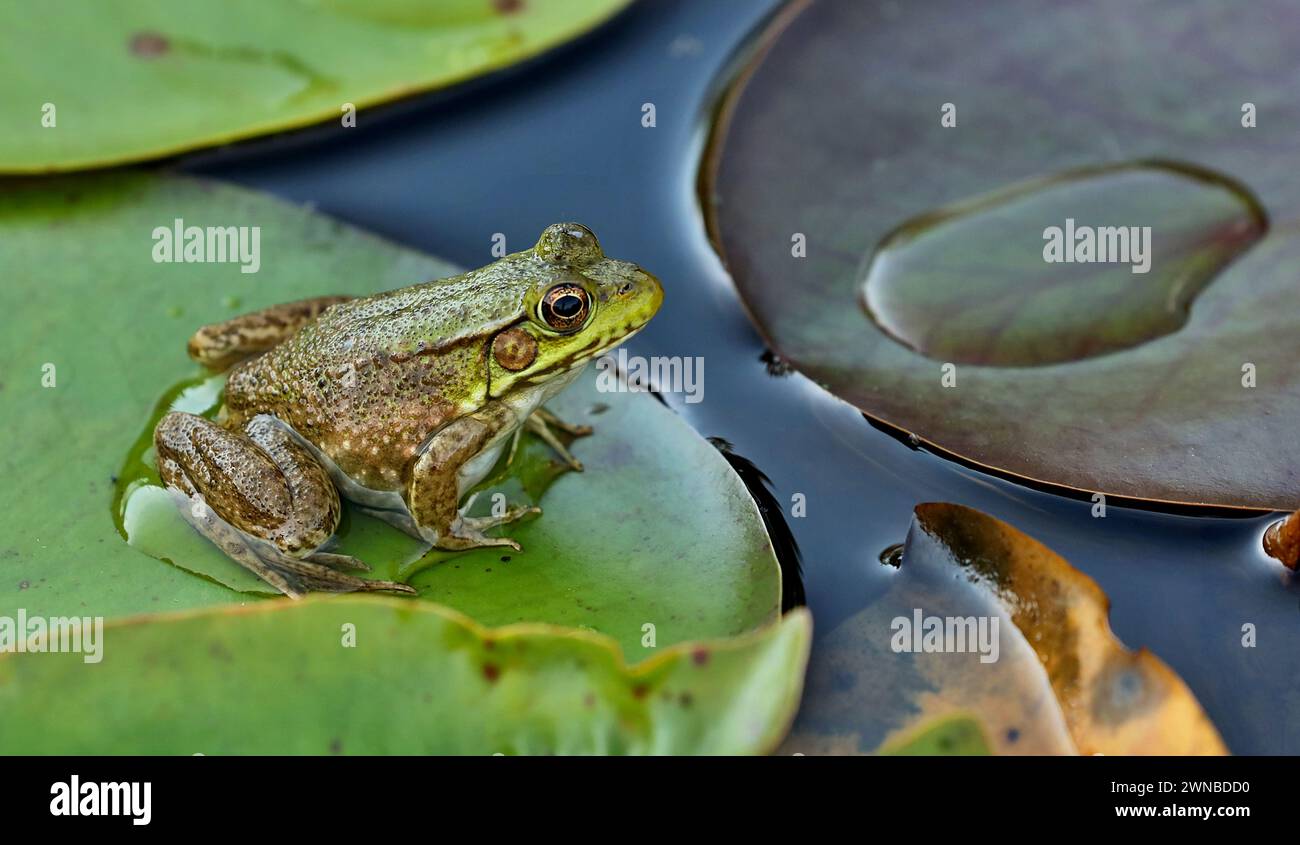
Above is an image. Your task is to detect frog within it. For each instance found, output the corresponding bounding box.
[153,223,662,598]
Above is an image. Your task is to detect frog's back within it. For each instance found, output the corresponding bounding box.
[288,264,535,364]
[223,266,530,489]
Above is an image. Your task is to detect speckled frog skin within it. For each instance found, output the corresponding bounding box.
[154,224,662,597]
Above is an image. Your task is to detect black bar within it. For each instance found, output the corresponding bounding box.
[3,755,1284,830]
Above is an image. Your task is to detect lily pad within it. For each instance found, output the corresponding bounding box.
[0,0,631,172]
[782,504,1225,756]
[879,715,990,756]
[0,172,783,661]
[705,0,1300,509]
[0,171,449,620]
[0,597,812,754]
[117,367,785,654]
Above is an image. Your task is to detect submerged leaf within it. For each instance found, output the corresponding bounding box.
[783,503,1226,756]
[706,0,1300,509]
[0,597,812,754]
[0,0,632,171]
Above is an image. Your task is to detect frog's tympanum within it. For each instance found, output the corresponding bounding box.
[154,224,662,597]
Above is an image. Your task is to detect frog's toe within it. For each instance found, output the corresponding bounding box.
[269,552,415,596]
[494,537,524,553]
[534,406,593,437]
[440,524,527,553]
[460,505,541,531]
[454,533,520,553]
[347,578,417,595]
[447,505,542,552]
[526,412,587,471]
[306,551,372,572]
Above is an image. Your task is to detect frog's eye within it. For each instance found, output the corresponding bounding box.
[539,283,590,332]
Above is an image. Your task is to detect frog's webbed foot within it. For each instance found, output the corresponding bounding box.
[261,548,412,595]
[354,499,537,553]
[440,505,541,553]
[170,490,413,598]
[155,411,414,598]
[523,406,592,472]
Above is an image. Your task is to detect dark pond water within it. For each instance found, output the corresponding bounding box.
[184,0,1299,754]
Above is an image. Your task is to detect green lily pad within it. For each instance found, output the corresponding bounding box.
[0,172,783,661]
[879,715,991,756]
[781,503,1225,756]
[0,0,631,172]
[705,0,1300,509]
[0,597,811,754]
[0,171,449,619]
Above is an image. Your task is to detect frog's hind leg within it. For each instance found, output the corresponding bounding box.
[186,295,354,371]
[154,411,414,598]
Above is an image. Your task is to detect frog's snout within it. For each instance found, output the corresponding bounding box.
[623,268,664,326]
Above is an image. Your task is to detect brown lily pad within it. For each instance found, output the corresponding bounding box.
[1263,509,1300,569]
[705,0,1300,509]
[782,503,1226,756]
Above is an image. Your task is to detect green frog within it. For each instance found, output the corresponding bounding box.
[154,223,662,598]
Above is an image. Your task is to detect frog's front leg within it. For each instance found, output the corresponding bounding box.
[154,412,414,598]
[507,406,594,471]
[528,406,593,471]
[407,406,540,552]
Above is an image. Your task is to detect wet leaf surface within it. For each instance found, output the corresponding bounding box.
[0,0,632,171]
[0,597,811,754]
[0,172,783,661]
[782,503,1226,756]
[706,0,1300,509]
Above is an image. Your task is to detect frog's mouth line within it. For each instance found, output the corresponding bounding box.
[554,322,649,375]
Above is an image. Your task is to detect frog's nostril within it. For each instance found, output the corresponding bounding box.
[617,283,633,296]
